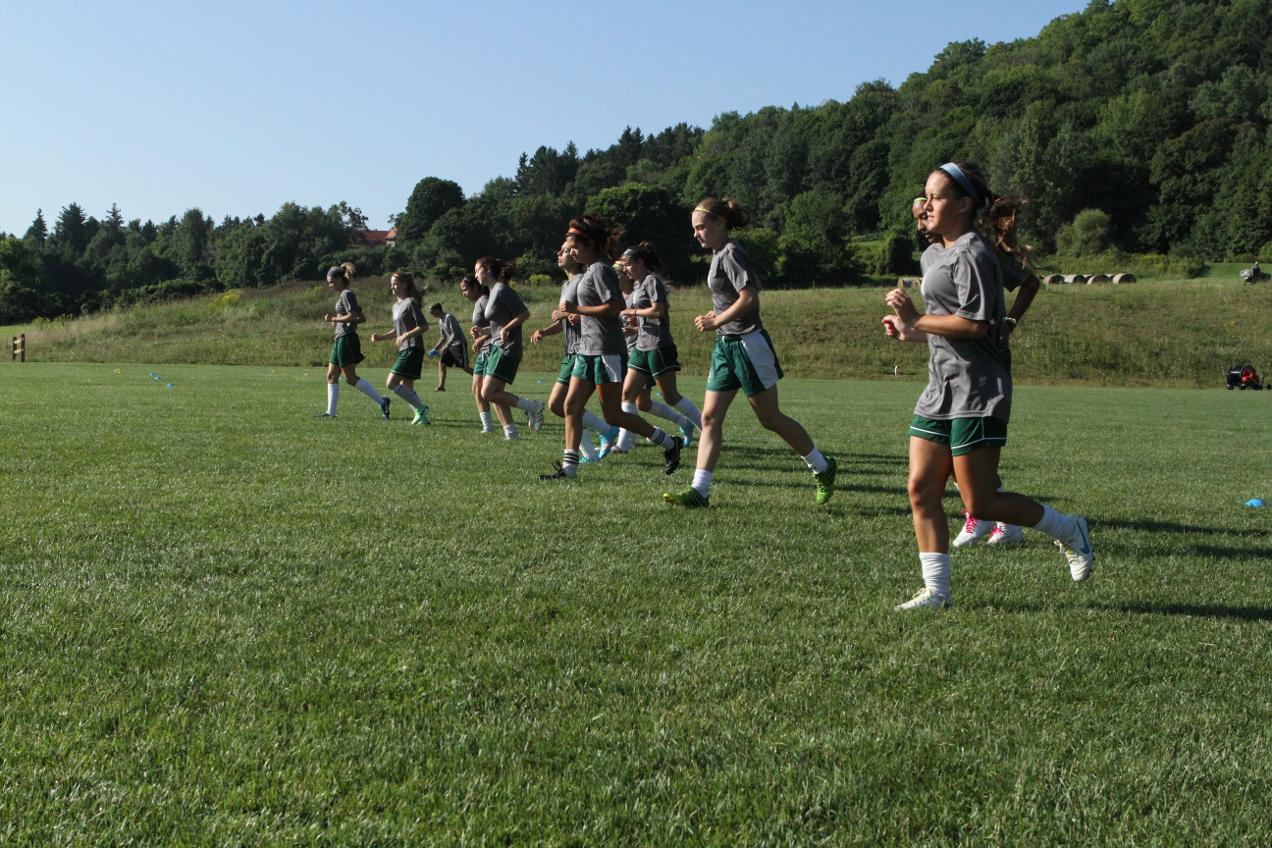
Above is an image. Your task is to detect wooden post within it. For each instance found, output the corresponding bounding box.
[11,334,25,362]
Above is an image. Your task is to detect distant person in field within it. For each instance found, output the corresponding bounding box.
[882,161,1093,611]
[368,271,431,425]
[529,242,615,464]
[460,274,499,433]
[473,257,545,440]
[663,196,837,509]
[912,193,1039,549]
[428,301,471,391]
[603,256,641,456]
[611,243,700,456]
[540,213,683,481]
[319,261,391,420]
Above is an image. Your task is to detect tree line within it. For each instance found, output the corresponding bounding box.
[4,0,1270,324]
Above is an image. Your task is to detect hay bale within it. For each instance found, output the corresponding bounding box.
[1063,274,1087,285]
[1042,274,1064,285]
[1086,273,1111,284]
[1111,273,1136,284]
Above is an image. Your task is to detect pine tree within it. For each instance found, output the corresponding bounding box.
[24,209,47,246]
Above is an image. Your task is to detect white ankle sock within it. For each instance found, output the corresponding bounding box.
[581,410,608,432]
[479,411,493,430]
[504,423,518,440]
[649,400,690,429]
[1033,504,1076,542]
[354,378,384,403]
[646,427,668,447]
[673,397,702,428]
[691,469,713,497]
[392,384,424,410]
[578,434,598,460]
[515,396,535,412]
[326,383,339,415]
[919,552,951,598]
[802,447,828,474]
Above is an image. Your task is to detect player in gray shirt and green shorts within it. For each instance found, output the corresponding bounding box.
[663,197,836,509]
[460,275,497,433]
[369,271,431,426]
[540,213,683,481]
[473,257,545,441]
[319,261,390,420]
[883,161,1094,611]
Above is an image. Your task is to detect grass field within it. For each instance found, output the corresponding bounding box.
[7,272,1272,388]
[1,361,1270,844]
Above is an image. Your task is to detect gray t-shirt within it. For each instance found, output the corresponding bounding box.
[472,294,492,354]
[633,273,672,351]
[484,283,528,358]
[438,312,465,354]
[914,231,1011,421]
[623,289,639,353]
[391,299,428,350]
[333,289,360,339]
[559,274,582,355]
[574,261,626,356]
[707,240,762,336]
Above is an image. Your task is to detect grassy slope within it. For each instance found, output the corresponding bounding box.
[5,273,1272,386]
[1,362,1270,844]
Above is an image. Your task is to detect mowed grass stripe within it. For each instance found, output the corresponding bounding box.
[1,362,1270,844]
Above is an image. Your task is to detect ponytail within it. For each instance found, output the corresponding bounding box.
[693,196,751,230]
[326,261,357,285]
[475,256,516,284]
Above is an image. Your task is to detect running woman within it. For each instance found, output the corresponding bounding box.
[541,213,683,480]
[369,271,431,425]
[474,257,545,440]
[428,301,472,391]
[460,275,497,433]
[618,242,700,448]
[319,261,391,420]
[663,197,836,508]
[529,241,614,463]
[883,161,1093,611]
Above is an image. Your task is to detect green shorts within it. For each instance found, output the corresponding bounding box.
[390,347,425,380]
[484,346,521,384]
[556,353,577,385]
[628,344,681,378]
[329,334,364,367]
[473,348,491,377]
[571,353,627,385]
[909,415,1009,456]
[705,330,783,397]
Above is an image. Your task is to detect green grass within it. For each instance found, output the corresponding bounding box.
[7,273,1272,388]
[1,362,1270,844]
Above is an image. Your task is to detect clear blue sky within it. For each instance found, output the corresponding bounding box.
[1,0,1088,235]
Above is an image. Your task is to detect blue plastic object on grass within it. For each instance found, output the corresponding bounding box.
[1245,498,1265,508]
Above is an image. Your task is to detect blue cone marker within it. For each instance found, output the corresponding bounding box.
[1245,498,1264,508]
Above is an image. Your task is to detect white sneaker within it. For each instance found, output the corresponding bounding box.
[986,523,1025,546]
[526,400,545,432]
[953,512,993,547]
[894,587,952,611]
[1059,516,1094,581]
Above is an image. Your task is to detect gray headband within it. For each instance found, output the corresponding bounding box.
[939,163,980,206]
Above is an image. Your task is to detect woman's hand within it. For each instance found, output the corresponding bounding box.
[884,289,920,326]
[694,310,718,332]
[881,315,921,342]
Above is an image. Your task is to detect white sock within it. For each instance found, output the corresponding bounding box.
[691,469,713,497]
[1034,504,1076,542]
[919,552,951,598]
[646,427,668,447]
[581,410,608,432]
[326,383,339,415]
[504,423,519,440]
[515,396,536,413]
[354,378,384,403]
[562,449,579,477]
[649,400,690,429]
[673,397,702,428]
[392,384,424,410]
[479,411,493,431]
[578,434,598,460]
[617,402,639,451]
[802,447,829,474]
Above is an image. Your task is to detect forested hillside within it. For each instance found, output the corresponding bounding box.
[3,0,1270,323]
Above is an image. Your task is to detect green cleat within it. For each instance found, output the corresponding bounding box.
[411,405,431,426]
[814,455,838,505]
[663,487,709,509]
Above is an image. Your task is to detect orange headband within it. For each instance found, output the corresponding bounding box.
[566,227,587,239]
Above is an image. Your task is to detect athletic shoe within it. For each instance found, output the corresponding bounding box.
[894,587,952,611]
[813,455,838,505]
[662,436,683,475]
[953,512,993,547]
[986,523,1024,546]
[316,412,336,418]
[434,386,445,392]
[678,420,695,449]
[538,462,576,481]
[579,453,600,465]
[1059,516,1095,582]
[411,406,431,426]
[597,427,621,458]
[379,397,391,420]
[526,400,545,432]
[662,487,709,508]
[505,431,519,441]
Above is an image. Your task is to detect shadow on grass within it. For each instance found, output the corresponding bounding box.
[1092,600,1272,623]
[1094,517,1268,538]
